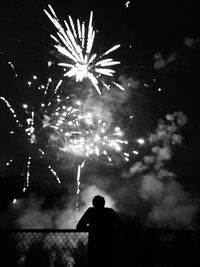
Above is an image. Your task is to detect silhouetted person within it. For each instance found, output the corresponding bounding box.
[76,195,123,267]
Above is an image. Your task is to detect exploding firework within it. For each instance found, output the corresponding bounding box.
[44,5,124,94]
[42,94,132,210]
[43,96,129,163]
[0,96,61,192]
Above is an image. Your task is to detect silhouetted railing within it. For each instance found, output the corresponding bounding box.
[0,229,200,266]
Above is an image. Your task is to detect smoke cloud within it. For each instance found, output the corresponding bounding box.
[153,52,177,70]
[184,36,200,49]
[141,176,197,228]
[79,79,132,125]
[16,185,116,229]
[123,111,198,228]
[56,184,116,229]
[153,36,200,72]
[16,194,57,229]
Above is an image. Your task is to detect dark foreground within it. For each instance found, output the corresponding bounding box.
[0,229,199,266]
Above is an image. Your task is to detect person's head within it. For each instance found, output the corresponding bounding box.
[92,195,105,209]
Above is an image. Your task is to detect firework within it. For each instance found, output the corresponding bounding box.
[76,160,85,211]
[0,97,61,191]
[44,97,129,163]
[43,95,131,210]
[44,5,124,94]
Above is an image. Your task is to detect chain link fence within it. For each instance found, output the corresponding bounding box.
[0,229,200,266]
[1,230,88,267]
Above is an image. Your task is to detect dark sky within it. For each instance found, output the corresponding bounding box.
[0,0,200,226]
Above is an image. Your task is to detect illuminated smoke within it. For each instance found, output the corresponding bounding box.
[123,112,198,228]
[16,185,116,229]
[55,185,116,229]
[118,75,140,91]
[16,195,56,229]
[184,36,200,49]
[153,52,177,70]
[140,175,197,228]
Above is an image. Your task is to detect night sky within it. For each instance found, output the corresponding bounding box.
[0,0,200,229]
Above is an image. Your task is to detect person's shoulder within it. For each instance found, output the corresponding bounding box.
[105,207,115,211]
[79,207,94,220]
[105,207,117,214]
[85,207,94,214]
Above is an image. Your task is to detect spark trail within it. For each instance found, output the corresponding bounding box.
[76,160,85,211]
[0,97,61,192]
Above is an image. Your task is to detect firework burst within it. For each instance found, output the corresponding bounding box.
[43,96,129,163]
[44,5,124,94]
[42,94,132,211]
[0,96,61,192]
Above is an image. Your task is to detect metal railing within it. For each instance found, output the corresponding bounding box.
[0,229,200,266]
